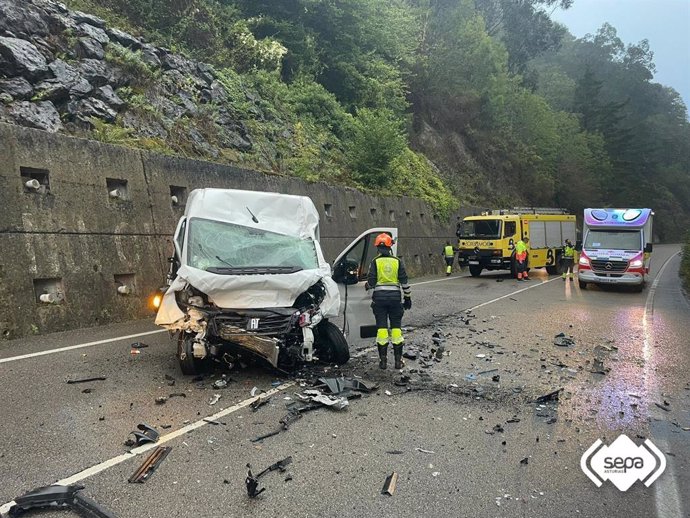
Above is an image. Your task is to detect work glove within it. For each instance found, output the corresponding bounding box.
[403,296,412,310]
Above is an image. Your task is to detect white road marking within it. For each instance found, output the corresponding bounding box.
[0,382,295,517]
[0,329,167,365]
[642,252,684,518]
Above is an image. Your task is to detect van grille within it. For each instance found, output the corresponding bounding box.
[590,259,628,273]
[212,309,296,337]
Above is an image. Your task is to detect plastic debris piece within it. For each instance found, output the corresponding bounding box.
[250,387,259,397]
[385,390,392,396]
[251,394,272,412]
[381,472,398,496]
[245,456,293,498]
[131,342,149,349]
[155,397,167,405]
[8,484,116,518]
[67,377,107,384]
[212,379,228,389]
[535,389,562,403]
[520,457,529,465]
[126,423,159,447]
[415,448,435,454]
[209,394,221,405]
[554,333,575,347]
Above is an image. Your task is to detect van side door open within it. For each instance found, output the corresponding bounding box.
[332,228,398,345]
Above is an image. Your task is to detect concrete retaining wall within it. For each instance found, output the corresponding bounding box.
[0,123,472,340]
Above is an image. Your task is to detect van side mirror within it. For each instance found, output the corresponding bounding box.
[332,258,360,285]
[644,243,653,253]
[575,240,582,252]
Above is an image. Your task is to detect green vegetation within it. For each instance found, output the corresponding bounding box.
[682,235,690,293]
[63,0,689,228]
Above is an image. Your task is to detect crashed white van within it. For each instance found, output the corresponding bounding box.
[156,188,396,374]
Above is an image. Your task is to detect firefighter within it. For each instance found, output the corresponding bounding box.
[515,237,529,281]
[367,233,411,370]
[561,238,575,281]
[443,241,455,276]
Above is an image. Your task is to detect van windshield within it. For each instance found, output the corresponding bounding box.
[187,218,319,272]
[457,219,502,239]
[584,230,641,250]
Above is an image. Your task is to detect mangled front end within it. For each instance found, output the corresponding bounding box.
[155,265,340,369]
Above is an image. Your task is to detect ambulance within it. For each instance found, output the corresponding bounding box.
[456,208,577,277]
[577,208,653,291]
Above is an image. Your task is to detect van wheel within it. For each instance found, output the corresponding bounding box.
[177,332,208,375]
[315,320,350,365]
[469,265,482,277]
[578,280,587,290]
[633,282,645,293]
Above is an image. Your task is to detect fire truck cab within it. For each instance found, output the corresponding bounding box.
[456,208,577,278]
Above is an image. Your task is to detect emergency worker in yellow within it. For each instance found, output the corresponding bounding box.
[367,233,411,370]
[561,239,575,281]
[515,237,530,281]
[443,241,455,276]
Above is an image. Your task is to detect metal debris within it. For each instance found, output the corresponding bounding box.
[209,394,221,405]
[128,446,172,483]
[250,394,272,412]
[130,342,149,349]
[415,448,435,454]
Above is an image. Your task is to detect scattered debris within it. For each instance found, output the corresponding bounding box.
[492,374,500,382]
[203,418,226,426]
[7,484,116,518]
[168,392,186,399]
[415,448,434,454]
[209,394,221,406]
[655,402,671,412]
[245,457,293,498]
[66,377,107,384]
[212,378,229,389]
[386,450,404,455]
[155,397,168,405]
[554,333,575,347]
[250,394,272,412]
[535,389,562,403]
[82,388,93,394]
[590,358,610,374]
[520,457,529,465]
[381,472,398,496]
[130,342,149,349]
[385,390,392,396]
[125,423,159,447]
[250,387,260,397]
[128,446,172,483]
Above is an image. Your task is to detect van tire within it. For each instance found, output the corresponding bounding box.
[469,265,483,277]
[315,320,350,365]
[633,282,645,293]
[578,280,587,290]
[177,332,208,375]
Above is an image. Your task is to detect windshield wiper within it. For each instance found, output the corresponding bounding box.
[215,255,234,267]
[206,266,304,275]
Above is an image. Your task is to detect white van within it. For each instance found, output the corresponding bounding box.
[155,188,396,373]
[577,208,653,292]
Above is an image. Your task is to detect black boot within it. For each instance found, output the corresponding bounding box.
[393,344,404,370]
[377,345,388,370]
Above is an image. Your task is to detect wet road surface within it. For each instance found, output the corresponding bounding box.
[0,245,687,518]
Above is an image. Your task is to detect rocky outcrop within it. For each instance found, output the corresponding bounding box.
[0,0,255,157]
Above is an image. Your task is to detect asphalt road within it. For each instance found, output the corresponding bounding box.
[0,245,688,518]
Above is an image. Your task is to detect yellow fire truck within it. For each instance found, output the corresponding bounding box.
[456,208,577,277]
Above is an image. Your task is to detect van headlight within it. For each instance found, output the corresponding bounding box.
[579,256,589,266]
[629,259,643,267]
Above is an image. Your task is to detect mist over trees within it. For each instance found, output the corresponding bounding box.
[65,0,689,237]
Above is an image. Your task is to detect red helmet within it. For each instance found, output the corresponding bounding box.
[375,233,393,248]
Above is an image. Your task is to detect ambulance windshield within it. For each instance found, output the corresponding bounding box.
[584,230,641,251]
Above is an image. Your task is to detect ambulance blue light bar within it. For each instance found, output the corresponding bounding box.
[584,208,652,227]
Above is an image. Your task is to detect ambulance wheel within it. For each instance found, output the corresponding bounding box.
[315,320,350,365]
[177,332,208,375]
[469,265,483,277]
[578,280,587,290]
[633,282,645,293]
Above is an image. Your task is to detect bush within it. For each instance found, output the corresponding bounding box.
[105,44,159,87]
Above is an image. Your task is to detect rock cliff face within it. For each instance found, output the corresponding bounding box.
[0,0,255,158]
